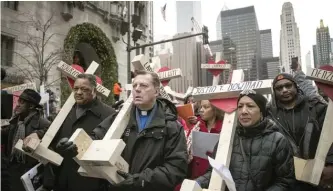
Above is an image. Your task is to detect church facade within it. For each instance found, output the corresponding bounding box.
[1,1,154,103]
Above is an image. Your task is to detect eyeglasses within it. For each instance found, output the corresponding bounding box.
[240,89,257,96]
[274,83,293,91]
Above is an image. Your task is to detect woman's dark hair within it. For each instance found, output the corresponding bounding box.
[184,94,193,104]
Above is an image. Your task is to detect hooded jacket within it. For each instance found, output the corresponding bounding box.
[267,83,329,161]
[98,97,188,191]
[196,119,295,191]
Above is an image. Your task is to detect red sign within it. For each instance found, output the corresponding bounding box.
[208,59,227,76]
[158,66,171,86]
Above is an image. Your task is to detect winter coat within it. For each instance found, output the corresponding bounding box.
[98,97,188,191]
[49,98,115,191]
[174,117,223,191]
[2,111,50,191]
[268,89,332,190]
[113,83,122,95]
[196,119,295,191]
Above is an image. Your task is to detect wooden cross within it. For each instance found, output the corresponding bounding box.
[68,54,173,184]
[293,66,333,185]
[14,61,109,166]
[201,52,231,86]
[181,72,273,191]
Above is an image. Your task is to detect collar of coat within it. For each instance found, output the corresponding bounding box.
[236,118,278,138]
[9,111,40,126]
[127,98,178,131]
[73,98,103,118]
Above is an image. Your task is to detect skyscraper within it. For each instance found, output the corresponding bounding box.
[316,19,331,66]
[280,2,301,74]
[216,12,222,40]
[260,29,273,58]
[176,1,202,33]
[217,6,261,81]
[262,57,280,79]
[305,51,312,72]
[171,33,204,93]
[313,45,318,68]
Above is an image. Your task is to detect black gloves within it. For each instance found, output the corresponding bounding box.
[115,170,144,188]
[55,138,78,158]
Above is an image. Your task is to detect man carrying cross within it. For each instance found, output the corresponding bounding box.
[95,70,188,191]
[1,89,51,191]
[42,74,115,191]
[267,73,333,190]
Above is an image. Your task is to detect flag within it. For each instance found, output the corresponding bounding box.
[161,3,166,21]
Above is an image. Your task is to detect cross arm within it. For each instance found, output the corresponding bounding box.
[58,61,111,97]
[192,79,273,101]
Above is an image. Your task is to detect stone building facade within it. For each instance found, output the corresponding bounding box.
[1,1,154,102]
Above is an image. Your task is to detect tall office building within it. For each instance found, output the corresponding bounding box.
[261,57,280,79]
[316,19,331,66]
[331,38,333,62]
[217,6,261,81]
[305,51,312,72]
[260,29,273,58]
[171,32,204,93]
[216,12,222,40]
[280,2,301,74]
[176,1,202,33]
[313,45,318,68]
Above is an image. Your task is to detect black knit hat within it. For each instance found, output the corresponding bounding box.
[18,89,42,107]
[237,89,268,117]
[272,73,297,87]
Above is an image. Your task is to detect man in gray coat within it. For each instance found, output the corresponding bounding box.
[43,74,115,191]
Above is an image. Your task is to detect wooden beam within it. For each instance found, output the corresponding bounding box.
[306,67,333,85]
[207,69,244,191]
[58,61,111,97]
[201,64,231,70]
[192,79,273,101]
[3,82,37,93]
[158,68,182,81]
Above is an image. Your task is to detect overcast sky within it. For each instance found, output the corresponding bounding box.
[153,0,333,68]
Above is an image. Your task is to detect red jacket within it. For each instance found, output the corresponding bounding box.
[174,117,223,191]
[67,64,102,88]
[189,117,223,179]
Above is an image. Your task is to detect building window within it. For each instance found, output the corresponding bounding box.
[1,35,15,66]
[3,1,18,11]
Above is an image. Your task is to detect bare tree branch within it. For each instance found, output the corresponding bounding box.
[11,10,62,86]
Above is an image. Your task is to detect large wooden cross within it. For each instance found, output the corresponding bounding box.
[293,66,333,185]
[14,61,110,166]
[201,52,231,86]
[68,54,173,184]
[181,72,273,191]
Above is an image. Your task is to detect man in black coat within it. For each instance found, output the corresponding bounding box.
[96,70,188,191]
[1,89,51,191]
[267,73,333,190]
[43,74,115,191]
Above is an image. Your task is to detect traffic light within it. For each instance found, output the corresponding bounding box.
[202,25,209,45]
[120,21,129,36]
[132,28,143,42]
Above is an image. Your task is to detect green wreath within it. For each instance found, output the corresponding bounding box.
[61,22,117,105]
